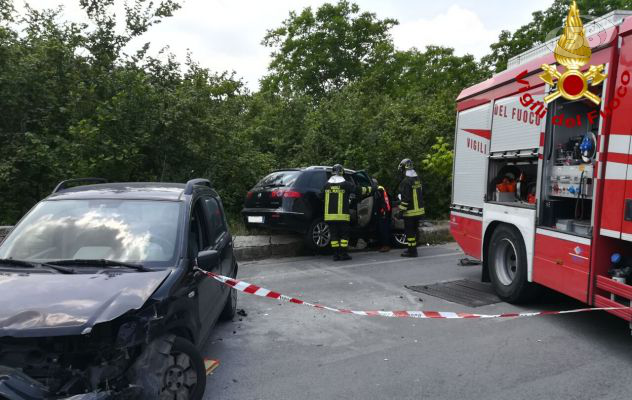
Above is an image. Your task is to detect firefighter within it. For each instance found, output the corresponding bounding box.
[396,158,425,258]
[323,164,372,261]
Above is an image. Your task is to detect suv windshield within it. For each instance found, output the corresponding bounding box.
[255,171,300,188]
[0,199,183,268]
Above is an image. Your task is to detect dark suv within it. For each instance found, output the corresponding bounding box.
[242,166,405,250]
[0,178,236,400]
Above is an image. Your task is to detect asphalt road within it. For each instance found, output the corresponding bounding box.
[203,243,632,400]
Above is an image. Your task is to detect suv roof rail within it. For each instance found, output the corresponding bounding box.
[52,178,108,194]
[306,165,356,173]
[184,178,212,195]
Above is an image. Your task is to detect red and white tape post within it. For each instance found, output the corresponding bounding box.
[196,269,628,320]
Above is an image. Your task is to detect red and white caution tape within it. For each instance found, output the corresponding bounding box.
[198,269,629,320]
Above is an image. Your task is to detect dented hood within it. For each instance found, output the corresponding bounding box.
[0,270,171,337]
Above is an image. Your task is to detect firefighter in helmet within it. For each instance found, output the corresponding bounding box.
[396,158,425,257]
[323,164,373,261]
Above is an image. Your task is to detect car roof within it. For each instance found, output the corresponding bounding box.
[47,182,190,201]
[272,166,357,174]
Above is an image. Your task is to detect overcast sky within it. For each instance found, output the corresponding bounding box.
[19,0,554,90]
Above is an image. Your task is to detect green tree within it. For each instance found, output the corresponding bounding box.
[0,0,271,224]
[261,0,397,98]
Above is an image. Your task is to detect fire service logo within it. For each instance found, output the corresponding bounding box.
[538,1,607,105]
[514,1,631,128]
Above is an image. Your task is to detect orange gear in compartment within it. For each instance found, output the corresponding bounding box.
[496,178,517,193]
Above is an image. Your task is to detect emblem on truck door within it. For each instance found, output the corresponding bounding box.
[539,1,607,105]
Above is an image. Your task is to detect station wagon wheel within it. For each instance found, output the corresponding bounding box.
[392,232,407,248]
[305,219,331,252]
[313,221,330,247]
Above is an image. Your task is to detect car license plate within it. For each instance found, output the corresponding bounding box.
[248,216,264,224]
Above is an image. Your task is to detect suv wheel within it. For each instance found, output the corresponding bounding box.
[129,335,206,400]
[159,337,205,400]
[305,219,330,252]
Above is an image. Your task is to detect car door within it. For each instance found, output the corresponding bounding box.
[204,196,234,281]
[190,198,223,341]
[351,171,375,228]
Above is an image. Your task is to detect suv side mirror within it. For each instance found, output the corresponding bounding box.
[197,250,220,268]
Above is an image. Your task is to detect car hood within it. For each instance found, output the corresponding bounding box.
[0,270,172,337]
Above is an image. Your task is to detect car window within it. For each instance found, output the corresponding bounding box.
[352,171,371,187]
[307,171,328,190]
[204,197,227,244]
[255,171,300,188]
[189,201,210,256]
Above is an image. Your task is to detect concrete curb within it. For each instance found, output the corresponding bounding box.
[233,221,452,262]
[418,221,452,245]
[233,235,305,262]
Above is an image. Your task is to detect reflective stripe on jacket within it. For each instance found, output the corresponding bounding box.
[323,180,372,222]
[398,176,425,218]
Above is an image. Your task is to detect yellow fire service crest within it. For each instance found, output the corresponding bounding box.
[539,1,607,105]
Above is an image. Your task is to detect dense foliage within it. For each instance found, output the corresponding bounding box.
[0,0,627,224]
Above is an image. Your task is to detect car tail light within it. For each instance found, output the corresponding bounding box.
[269,190,301,199]
[246,191,254,199]
[283,191,302,198]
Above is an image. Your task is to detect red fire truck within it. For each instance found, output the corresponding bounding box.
[450,8,632,326]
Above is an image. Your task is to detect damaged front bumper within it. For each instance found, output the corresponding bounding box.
[0,365,141,400]
[0,303,168,400]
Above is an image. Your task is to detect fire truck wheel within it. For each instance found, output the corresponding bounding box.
[489,225,534,304]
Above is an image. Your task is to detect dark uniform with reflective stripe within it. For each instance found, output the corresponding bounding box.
[398,176,425,254]
[323,180,372,259]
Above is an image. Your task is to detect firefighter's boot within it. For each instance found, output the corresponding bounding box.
[339,249,352,261]
[401,247,418,258]
[332,240,341,261]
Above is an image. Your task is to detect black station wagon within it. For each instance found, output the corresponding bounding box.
[242,166,406,250]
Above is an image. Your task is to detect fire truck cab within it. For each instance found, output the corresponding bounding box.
[451,9,632,324]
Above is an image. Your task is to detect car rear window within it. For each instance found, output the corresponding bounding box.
[304,171,328,190]
[255,171,301,188]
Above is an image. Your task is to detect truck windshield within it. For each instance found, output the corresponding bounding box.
[0,199,183,268]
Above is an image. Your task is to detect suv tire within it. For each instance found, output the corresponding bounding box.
[129,335,206,400]
[305,219,330,252]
